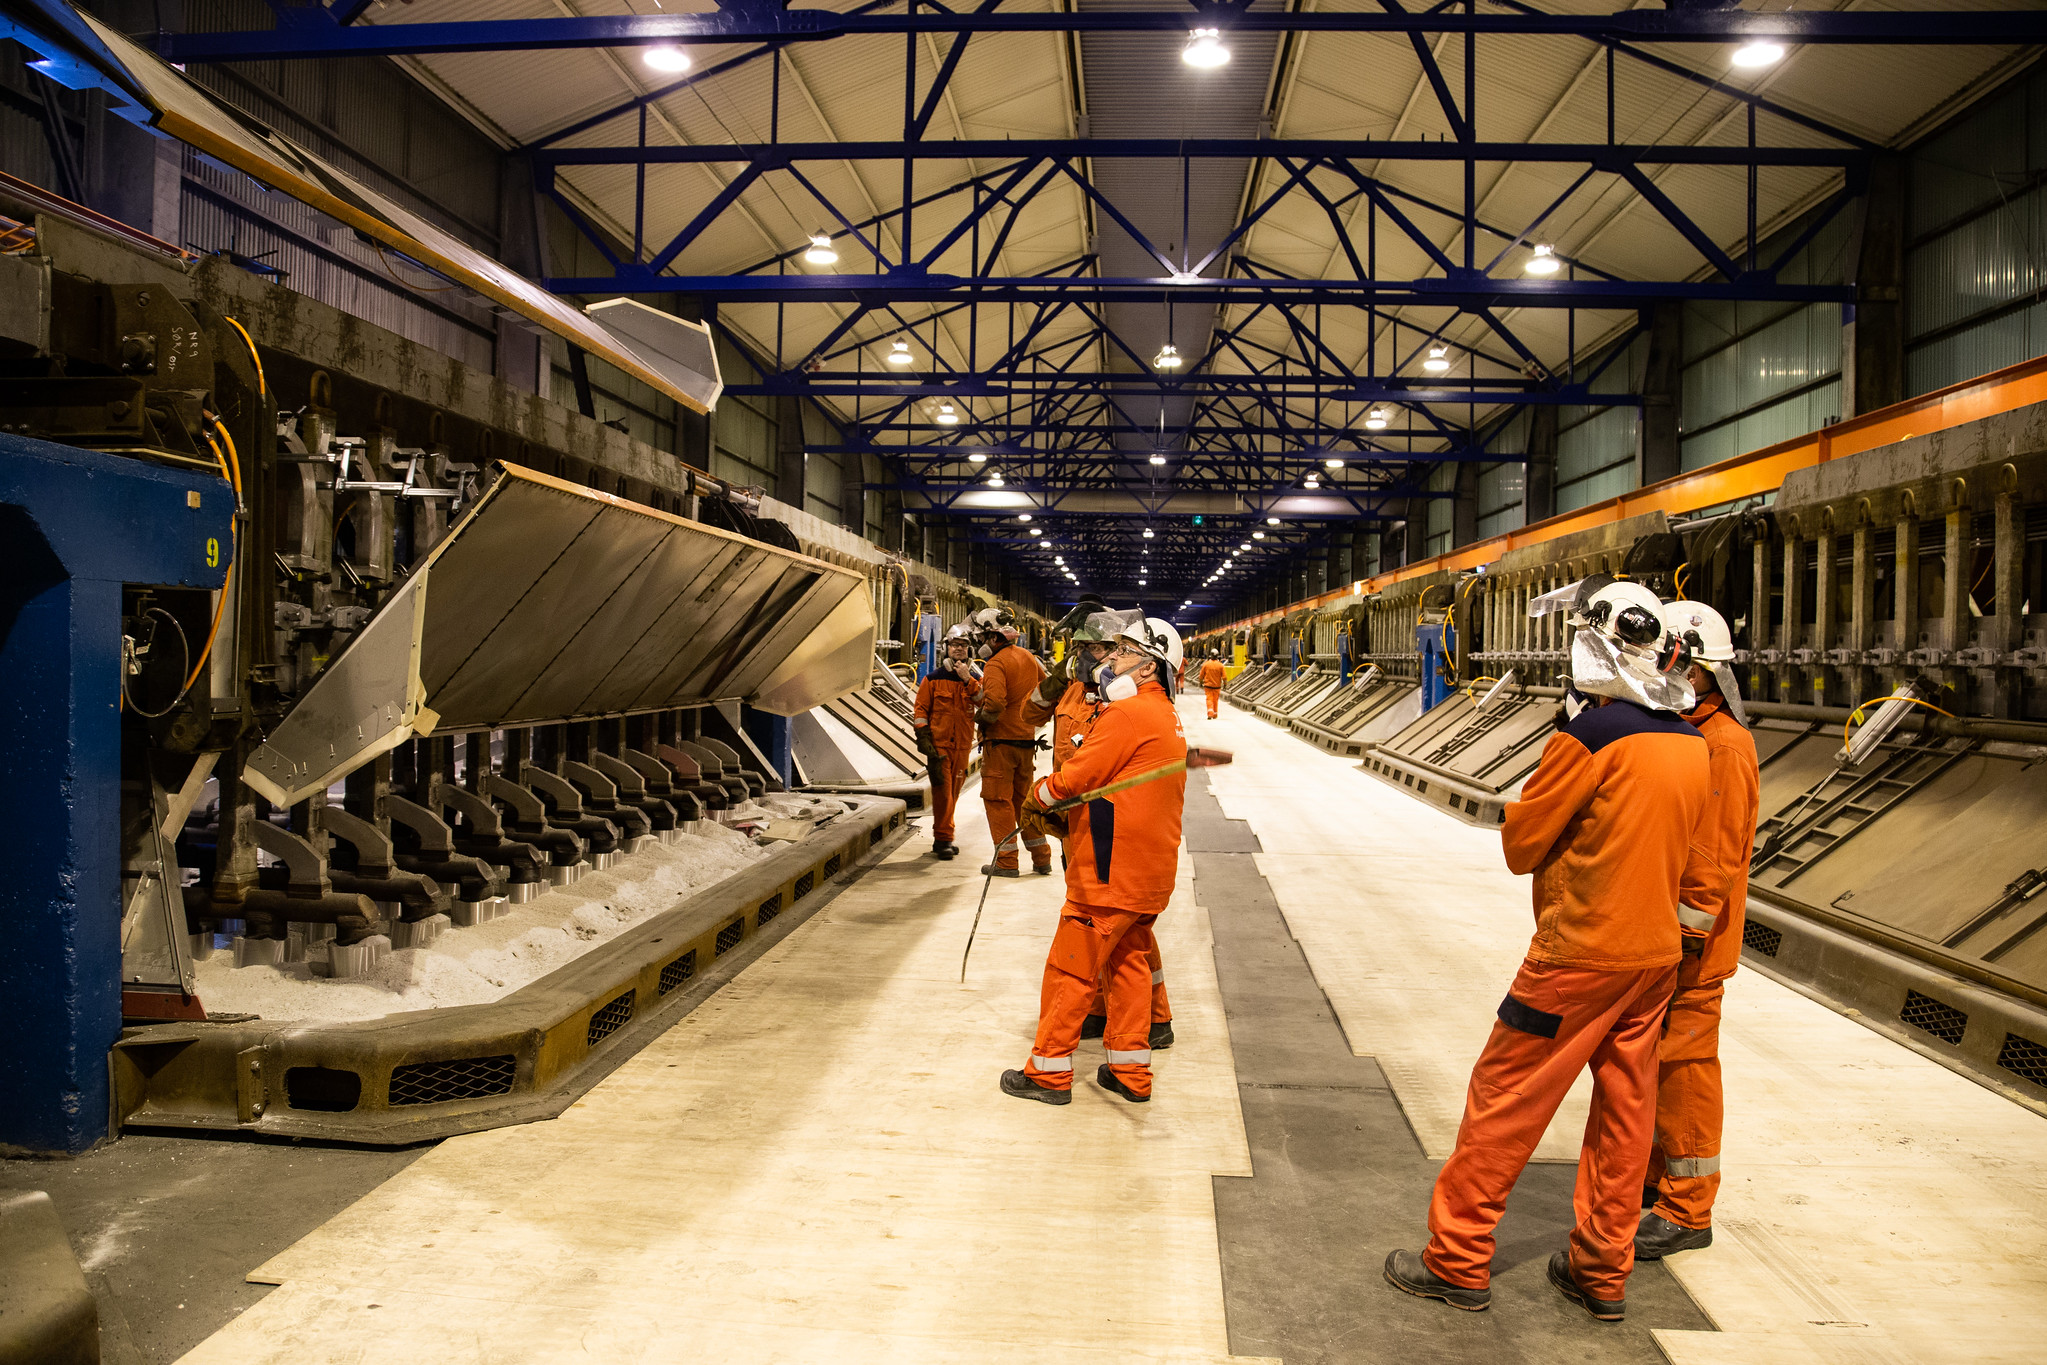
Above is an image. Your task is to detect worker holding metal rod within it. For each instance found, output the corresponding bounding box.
[1024,601,1177,1050]
[1001,617,1190,1105]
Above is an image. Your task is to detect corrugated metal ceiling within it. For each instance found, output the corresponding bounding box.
[362,0,2036,446]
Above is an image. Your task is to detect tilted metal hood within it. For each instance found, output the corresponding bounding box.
[242,465,874,806]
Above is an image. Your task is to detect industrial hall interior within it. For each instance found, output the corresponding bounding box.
[9,0,2047,1361]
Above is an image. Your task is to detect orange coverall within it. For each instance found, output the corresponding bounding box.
[1024,678,1171,1026]
[977,643,1050,872]
[1021,681,1185,1097]
[1198,658,1228,718]
[1424,698,1710,1302]
[1650,691,1758,1231]
[912,663,980,842]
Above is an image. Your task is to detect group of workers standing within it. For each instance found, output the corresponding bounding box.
[912,596,1185,1101]
[1386,577,1759,1322]
[912,571,1757,1322]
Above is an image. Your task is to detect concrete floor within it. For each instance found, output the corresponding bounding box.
[1186,771,1714,1363]
[0,1135,425,1364]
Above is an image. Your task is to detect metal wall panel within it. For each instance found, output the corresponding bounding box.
[1907,187,2044,339]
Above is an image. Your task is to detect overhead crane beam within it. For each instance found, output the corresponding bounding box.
[161,9,2047,63]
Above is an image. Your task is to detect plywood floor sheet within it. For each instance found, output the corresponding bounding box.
[179,775,1270,1365]
[1193,698,2047,1365]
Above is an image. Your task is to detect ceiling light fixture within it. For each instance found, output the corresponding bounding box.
[1325,457,1345,470]
[1153,343,1183,370]
[1017,513,1032,522]
[987,474,1004,487]
[935,403,960,426]
[1423,346,1451,373]
[1239,542,1251,551]
[1266,516,1280,526]
[1182,28,1231,69]
[643,46,692,74]
[1142,527,1155,539]
[1304,474,1320,489]
[966,450,986,463]
[1149,453,1168,466]
[1732,40,1785,69]
[1029,527,1042,537]
[1365,407,1389,431]
[887,337,913,365]
[803,232,838,266]
[1524,242,1561,276]
[1253,530,1266,540]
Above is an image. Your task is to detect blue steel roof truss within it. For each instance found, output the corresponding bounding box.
[114,1,2046,610]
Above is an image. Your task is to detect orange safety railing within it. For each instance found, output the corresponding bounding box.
[1214,349,2047,634]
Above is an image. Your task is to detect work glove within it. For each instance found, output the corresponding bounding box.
[914,728,940,759]
[1021,785,1052,821]
[975,705,1001,729]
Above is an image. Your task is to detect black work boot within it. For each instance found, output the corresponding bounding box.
[999,1069,1070,1105]
[1149,1020,1175,1049]
[1031,863,1054,876]
[1382,1250,1490,1312]
[933,840,957,860]
[1095,1064,1149,1103]
[979,863,1020,878]
[1635,1212,1712,1260]
[1547,1251,1624,1321]
[1079,1014,1107,1040]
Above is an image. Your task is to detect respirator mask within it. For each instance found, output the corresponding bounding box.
[1096,658,1141,703]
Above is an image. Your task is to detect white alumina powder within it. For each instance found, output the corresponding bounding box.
[193,821,771,1024]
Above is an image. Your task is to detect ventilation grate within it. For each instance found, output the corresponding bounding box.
[714,919,744,955]
[285,1066,362,1113]
[586,989,636,1047]
[1996,1033,2047,1088]
[388,1054,516,1106]
[869,826,885,846]
[757,891,784,927]
[1742,921,1784,958]
[1899,990,1968,1045]
[795,870,816,898]
[658,950,697,996]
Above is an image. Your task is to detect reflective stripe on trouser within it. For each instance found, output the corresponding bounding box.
[1424,958,1678,1299]
[1023,900,1158,1095]
[1650,958,1725,1231]
[1205,687,1221,719]
[979,743,1036,870]
[1085,919,1172,1024]
[929,746,971,841]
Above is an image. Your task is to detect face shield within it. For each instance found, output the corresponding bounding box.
[1701,661,1750,727]
[1570,629,1695,713]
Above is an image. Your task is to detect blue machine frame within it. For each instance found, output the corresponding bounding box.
[0,436,233,1154]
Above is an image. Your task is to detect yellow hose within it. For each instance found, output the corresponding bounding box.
[222,315,267,400]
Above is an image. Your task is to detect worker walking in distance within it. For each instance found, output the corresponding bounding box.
[1638,600,1760,1260]
[1002,617,1187,1105]
[972,607,1052,877]
[913,626,981,861]
[1386,580,1711,1322]
[1198,652,1228,719]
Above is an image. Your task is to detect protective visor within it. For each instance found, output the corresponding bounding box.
[1570,629,1695,713]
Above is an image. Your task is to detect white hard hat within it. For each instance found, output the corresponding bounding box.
[1661,599,1734,663]
[1581,580,1667,648]
[943,623,973,643]
[1114,616,1185,681]
[1661,598,1747,724]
